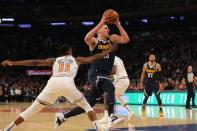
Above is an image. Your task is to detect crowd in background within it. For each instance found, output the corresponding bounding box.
[0,16,197,102]
[0,76,46,102]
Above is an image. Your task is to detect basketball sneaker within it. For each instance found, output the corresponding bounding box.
[54,113,65,129]
[108,114,124,128]
[141,106,146,116]
[2,128,10,131]
[2,129,9,131]
[159,108,164,117]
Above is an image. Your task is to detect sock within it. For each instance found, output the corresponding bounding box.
[118,97,126,107]
[124,104,131,113]
[4,122,16,131]
[118,97,132,113]
[104,110,108,117]
[92,120,100,130]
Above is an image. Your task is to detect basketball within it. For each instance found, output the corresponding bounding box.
[103,9,119,24]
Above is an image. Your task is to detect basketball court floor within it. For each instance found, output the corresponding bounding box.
[0,102,197,131]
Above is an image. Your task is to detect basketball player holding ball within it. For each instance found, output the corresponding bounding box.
[55,9,130,128]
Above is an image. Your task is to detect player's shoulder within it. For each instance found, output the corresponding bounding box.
[156,62,161,67]
[56,55,75,60]
[56,56,65,60]
[144,62,148,67]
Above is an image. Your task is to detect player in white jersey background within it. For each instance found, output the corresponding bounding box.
[99,56,134,123]
[1,44,117,131]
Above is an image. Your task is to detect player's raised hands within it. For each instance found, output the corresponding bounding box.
[1,60,14,67]
[100,13,111,24]
[114,16,120,25]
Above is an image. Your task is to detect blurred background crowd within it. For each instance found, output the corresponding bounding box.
[0,0,197,102]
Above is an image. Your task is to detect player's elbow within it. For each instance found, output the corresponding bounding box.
[125,37,130,43]
[122,37,130,44]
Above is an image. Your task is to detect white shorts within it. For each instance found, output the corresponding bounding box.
[36,76,83,105]
[114,78,130,96]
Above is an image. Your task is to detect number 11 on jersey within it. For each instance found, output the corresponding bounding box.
[58,62,70,73]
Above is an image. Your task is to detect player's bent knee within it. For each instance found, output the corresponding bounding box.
[76,97,93,113]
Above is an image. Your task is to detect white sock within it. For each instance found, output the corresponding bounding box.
[104,110,108,117]
[124,104,132,113]
[4,122,16,131]
[92,121,100,130]
[117,97,132,113]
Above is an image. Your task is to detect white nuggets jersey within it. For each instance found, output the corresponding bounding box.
[52,55,78,78]
[113,56,128,80]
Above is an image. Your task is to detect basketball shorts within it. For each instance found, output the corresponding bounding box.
[144,81,159,97]
[36,76,83,105]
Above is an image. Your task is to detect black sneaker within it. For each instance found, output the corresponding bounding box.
[54,113,65,129]
[159,108,164,117]
[141,106,146,116]
[185,106,192,109]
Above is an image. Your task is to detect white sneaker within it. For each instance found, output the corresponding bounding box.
[128,111,135,120]
[3,127,11,131]
[108,115,124,128]
[54,113,65,129]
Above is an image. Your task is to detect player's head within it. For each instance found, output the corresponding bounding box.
[97,24,110,38]
[148,52,156,62]
[187,65,193,73]
[59,44,72,56]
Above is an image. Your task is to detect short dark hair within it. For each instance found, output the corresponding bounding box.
[148,51,156,57]
[59,44,71,55]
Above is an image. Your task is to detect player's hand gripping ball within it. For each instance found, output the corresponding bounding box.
[103,9,119,24]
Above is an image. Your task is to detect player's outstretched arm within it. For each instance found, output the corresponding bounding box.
[1,58,55,67]
[110,18,130,44]
[84,13,110,48]
[76,44,118,65]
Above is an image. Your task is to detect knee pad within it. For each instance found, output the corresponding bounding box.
[76,97,93,113]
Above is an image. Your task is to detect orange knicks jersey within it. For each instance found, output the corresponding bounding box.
[52,55,78,78]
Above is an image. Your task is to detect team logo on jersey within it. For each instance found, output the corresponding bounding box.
[146,69,156,73]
